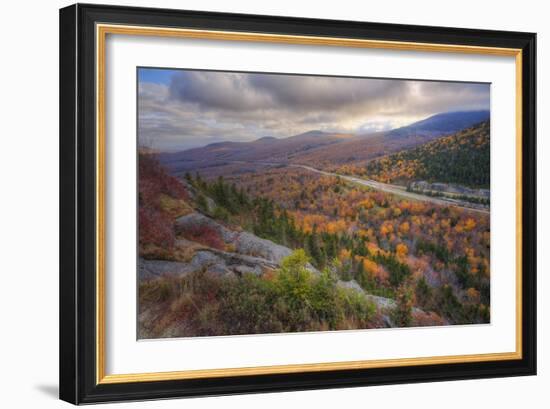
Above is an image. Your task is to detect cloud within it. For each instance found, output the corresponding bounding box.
[169,71,274,111]
[138,69,490,151]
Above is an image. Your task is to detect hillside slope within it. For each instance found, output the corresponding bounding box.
[289,111,489,167]
[360,121,490,188]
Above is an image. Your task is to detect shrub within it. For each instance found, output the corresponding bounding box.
[139,153,188,203]
[139,250,377,337]
[411,311,446,327]
[178,224,225,250]
[138,153,189,253]
[139,207,175,249]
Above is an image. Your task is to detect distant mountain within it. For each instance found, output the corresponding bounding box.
[289,130,327,138]
[288,111,490,167]
[255,136,277,142]
[386,110,489,139]
[159,130,355,174]
[158,110,490,174]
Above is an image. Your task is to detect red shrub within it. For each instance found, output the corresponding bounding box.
[138,153,188,251]
[411,311,446,327]
[179,224,225,250]
[139,207,175,249]
[139,153,188,205]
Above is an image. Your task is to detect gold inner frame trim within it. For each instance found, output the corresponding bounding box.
[95,23,523,385]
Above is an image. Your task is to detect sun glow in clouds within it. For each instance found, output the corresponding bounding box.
[138,68,490,152]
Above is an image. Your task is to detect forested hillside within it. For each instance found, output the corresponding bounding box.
[280,111,489,168]
[138,154,491,338]
[227,166,491,324]
[353,121,489,188]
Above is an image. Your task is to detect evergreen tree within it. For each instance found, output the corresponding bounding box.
[392,284,413,327]
[415,277,432,309]
[305,225,326,268]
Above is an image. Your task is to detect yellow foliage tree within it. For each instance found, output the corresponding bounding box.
[396,243,408,257]
[464,218,477,231]
[398,221,410,235]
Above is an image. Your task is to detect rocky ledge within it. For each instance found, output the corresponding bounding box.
[140,211,443,328]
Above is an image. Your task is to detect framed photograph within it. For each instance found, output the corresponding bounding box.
[59,3,536,404]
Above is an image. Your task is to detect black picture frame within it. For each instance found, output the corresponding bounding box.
[60,3,536,404]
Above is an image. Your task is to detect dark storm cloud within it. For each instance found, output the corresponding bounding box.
[169,71,274,111]
[169,71,410,113]
[138,69,490,152]
[246,73,407,111]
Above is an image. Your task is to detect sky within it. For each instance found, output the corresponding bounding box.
[138,68,490,152]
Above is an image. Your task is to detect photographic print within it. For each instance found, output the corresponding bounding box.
[60,7,536,402]
[137,67,491,339]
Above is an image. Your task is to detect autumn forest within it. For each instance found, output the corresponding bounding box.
[137,68,491,338]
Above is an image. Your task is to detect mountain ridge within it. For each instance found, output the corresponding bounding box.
[287,110,489,167]
[158,110,490,173]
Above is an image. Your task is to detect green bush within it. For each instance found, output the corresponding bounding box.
[139,250,377,337]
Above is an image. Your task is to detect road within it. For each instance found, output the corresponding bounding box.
[290,164,490,215]
[228,160,489,214]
